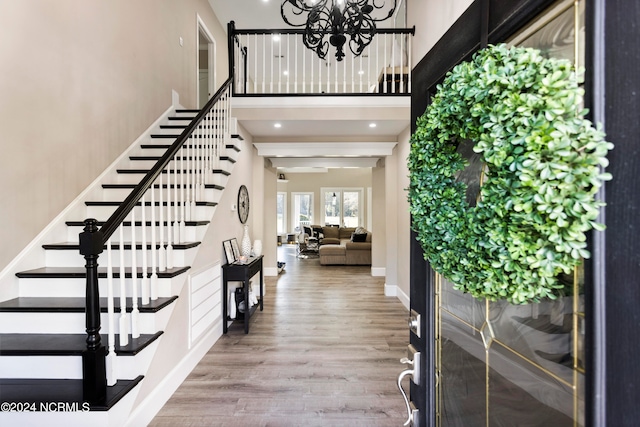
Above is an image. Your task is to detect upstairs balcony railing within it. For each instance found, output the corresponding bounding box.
[228,21,415,96]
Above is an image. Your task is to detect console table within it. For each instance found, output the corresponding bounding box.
[222,255,263,334]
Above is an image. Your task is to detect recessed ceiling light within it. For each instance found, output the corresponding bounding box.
[283,70,289,75]
[272,35,280,42]
[369,123,377,128]
[358,70,364,75]
[274,123,282,128]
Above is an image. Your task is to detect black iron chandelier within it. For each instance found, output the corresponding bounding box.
[281,0,398,61]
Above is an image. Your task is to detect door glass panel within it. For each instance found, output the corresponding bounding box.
[324,191,340,225]
[343,191,359,227]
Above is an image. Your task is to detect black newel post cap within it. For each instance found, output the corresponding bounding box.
[79,218,104,256]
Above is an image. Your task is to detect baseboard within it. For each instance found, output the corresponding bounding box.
[124,321,221,427]
[384,283,397,297]
[371,267,386,277]
[264,266,278,277]
[397,286,410,310]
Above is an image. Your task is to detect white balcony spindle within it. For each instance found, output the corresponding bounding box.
[262,34,266,94]
[278,34,282,94]
[286,34,290,93]
[118,225,129,346]
[384,34,388,93]
[408,35,412,93]
[106,237,116,386]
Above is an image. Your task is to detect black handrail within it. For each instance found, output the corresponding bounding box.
[232,26,416,35]
[99,76,233,242]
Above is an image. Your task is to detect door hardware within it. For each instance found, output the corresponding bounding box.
[409,309,421,338]
[397,344,421,425]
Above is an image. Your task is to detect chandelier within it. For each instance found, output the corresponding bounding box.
[281,0,398,61]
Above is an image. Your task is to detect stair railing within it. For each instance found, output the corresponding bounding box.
[227,20,415,96]
[79,77,233,403]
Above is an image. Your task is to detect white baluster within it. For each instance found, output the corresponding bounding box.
[185,139,191,222]
[294,35,298,93]
[343,52,347,93]
[150,179,158,301]
[106,237,116,386]
[118,225,129,346]
[262,34,266,94]
[270,33,274,94]
[408,35,412,93]
[279,33,283,93]
[166,161,174,270]
[190,134,197,219]
[140,193,150,305]
[310,45,314,93]
[286,34,290,93]
[400,34,405,93]
[179,146,186,243]
[130,208,139,339]
[359,52,363,93]
[158,172,166,271]
[392,35,396,94]
[173,152,180,244]
[384,34,388,93]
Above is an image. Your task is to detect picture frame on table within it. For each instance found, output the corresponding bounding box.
[230,238,241,261]
[223,240,235,264]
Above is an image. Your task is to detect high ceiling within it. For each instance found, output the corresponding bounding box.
[208,0,411,170]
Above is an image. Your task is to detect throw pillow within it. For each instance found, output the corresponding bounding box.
[351,233,367,242]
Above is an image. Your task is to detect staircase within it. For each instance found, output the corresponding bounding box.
[0,81,241,426]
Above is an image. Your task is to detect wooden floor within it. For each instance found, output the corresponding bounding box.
[150,244,409,426]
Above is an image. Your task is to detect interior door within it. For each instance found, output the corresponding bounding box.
[197,19,216,108]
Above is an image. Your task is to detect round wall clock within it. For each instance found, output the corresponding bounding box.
[237,185,250,224]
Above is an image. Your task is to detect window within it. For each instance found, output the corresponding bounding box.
[322,188,363,227]
[292,192,313,231]
[277,192,287,235]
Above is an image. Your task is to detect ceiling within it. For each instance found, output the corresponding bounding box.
[208,0,411,170]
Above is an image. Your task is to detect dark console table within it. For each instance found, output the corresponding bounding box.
[222,255,263,334]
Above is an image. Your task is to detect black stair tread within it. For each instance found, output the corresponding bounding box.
[0,296,178,313]
[220,156,236,163]
[85,200,217,207]
[16,266,189,279]
[231,134,244,141]
[150,133,225,139]
[102,183,224,191]
[175,109,200,113]
[130,156,231,162]
[226,144,241,152]
[168,117,193,121]
[116,168,230,176]
[42,241,201,250]
[0,376,143,411]
[0,332,163,356]
[66,219,211,227]
[140,143,227,149]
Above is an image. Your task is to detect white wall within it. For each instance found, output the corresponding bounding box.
[0,0,228,272]
[408,0,474,62]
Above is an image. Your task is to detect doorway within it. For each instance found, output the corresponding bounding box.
[197,15,216,108]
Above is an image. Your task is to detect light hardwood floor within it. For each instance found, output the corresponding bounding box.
[150,244,410,426]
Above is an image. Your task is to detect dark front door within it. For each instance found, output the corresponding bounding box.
[404,1,598,426]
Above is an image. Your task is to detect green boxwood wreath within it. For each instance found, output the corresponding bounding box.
[408,44,613,304]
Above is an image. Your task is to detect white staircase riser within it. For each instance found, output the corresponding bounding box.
[66,224,205,244]
[44,246,196,268]
[18,276,183,298]
[0,356,81,379]
[0,341,159,380]
[85,203,216,220]
[0,309,173,334]
[99,187,222,204]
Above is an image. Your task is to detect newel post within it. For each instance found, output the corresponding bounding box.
[79,218,107,403]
